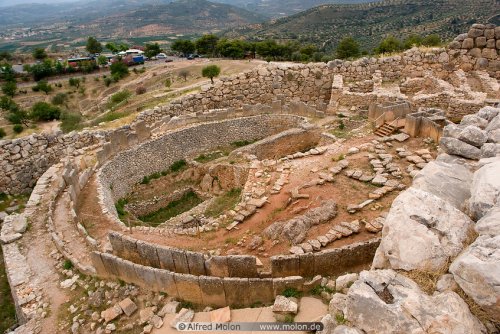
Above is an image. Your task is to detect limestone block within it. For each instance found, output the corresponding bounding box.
[270,255,300,277]
[272,276,304,296]
[227,255,258,278]
[90,252,109,277]
[136,241,160,268]
[134,264,158,290]
[199,276,226,307]
[156,246,175,271]
[100,252,120,276]
[298,252,316,277]
[174,273,203,304]
[223,277,250,307]
[154,269,178,298]
[248,278,274,304]
[171,248,190,274]
[205,256,229,278]
[185,251,207,276]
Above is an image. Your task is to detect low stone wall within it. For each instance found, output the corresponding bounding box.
[98,115,307,222]
[91,251,303,307]
[107,231,380,279]
[230,126,322,160]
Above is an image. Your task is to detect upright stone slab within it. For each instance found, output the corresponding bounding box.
[90,252,109,277]
[120,234,142,264]
[134,120,150,141]
[272,277,304,296]
[156,246,175,271]
[185,251,206,276]
[223,278,250,307]
[100,253,120,276]
[174,273,203,305]
[227,255,258,278]
[205,256,229,277]
[199,276,226,307]
[299,252,316,277]
[114,258,141,286]
[171,248,190,274]
[136,241,160,268]
[154,269,178,298]
[134,264,159,290]
[248,278,274,304]
[271,255,300,277]
[314,249,339,276]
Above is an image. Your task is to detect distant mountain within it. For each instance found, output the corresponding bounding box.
[212,0,381,18]
[0,0,71,7]
[0,0,266,37]
[225,0,498,51]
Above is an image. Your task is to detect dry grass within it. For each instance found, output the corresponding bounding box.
[399,268,446,295]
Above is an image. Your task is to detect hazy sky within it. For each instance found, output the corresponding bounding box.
[0,0,73,6]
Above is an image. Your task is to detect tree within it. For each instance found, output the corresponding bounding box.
[97,55,108,66]
[105,42,119,53]
[178,69,190,82]
[217,39,246,59]
[336,37,361,59]
[403,34,423,49]
[144,43,162,59]
[196,34,219,57]
[30,102,61,121]
[110,61,129,81]
[171,40,196,56]
[28,59,54,81]
[375,36,402,54]
[32,48,48,60]
[2,81,17,97]
[422,34,441,47]
[0,51,11,61]
[1,97,30,126]
[300,44,318,58]
[202,65,221,84]
[86,36,103,54]
[32,80,52,95]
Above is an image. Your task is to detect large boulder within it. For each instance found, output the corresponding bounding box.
[469,158,500,220]
[372,187,475,271]
[475,206,500,236]
[440,137,481,160]
[477,106,500,122]
[412,161,472,210]
[458,126,487,148]
[344,270,486,334]
[449,235,500,322]
[486,114,500,132]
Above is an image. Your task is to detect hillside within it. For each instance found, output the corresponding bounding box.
[212,0,381,18]
[0,0,265,32]
[224,0,499,52]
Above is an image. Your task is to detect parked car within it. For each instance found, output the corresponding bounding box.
[156,53,167,59]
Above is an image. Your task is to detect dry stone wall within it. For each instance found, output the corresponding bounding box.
[106,231,380,279]
[98,115,307,221]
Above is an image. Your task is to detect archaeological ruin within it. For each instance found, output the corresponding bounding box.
[0,24,499,334]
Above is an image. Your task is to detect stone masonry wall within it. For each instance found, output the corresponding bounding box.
[107,231,380,279]
[98,115,307,221]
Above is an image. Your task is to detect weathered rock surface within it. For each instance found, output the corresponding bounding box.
[469,158,500,220]
[344,270,486,334]
[450,234,500,322]
[440,137,481,160]
[412,161,472,210]
[373,187,475,271]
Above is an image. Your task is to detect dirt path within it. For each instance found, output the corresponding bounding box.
[21,176,71,333]
[52,191,92,267]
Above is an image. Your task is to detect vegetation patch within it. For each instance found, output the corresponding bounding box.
[282,287,301,298]
[139,160,188,185]
[205,188,242,218]
[231,139,258,148]
[115,198,129,220]
[138,190,203,226]
[194,151,227,163]
[0,246,16,333]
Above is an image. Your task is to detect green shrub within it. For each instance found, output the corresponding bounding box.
[109,90,131,105]
[62,260,73,270]
[51,92,68,105]
[110,62,129,81]
[12,124,23,133]
[0,128,5,139]
[201,65,221,84]
[170,159,187,173]
[32,80,52,95]
[282,288,301,298]
[60,112,83,133]
[115,198,128,219]
[104,77,112,87]
[30,102,61,121]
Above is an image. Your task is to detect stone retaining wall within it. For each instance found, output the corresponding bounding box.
[91,251,302,307]
[97,115,307,223]
[107,231,380,279]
